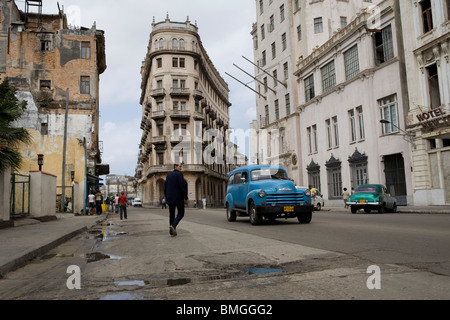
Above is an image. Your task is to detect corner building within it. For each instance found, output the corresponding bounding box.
[137,16,236,207]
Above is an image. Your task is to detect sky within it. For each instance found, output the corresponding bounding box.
[37,0,258,176]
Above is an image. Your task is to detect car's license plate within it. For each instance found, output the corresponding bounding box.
[359,200,366,203]
[284,206,294,212]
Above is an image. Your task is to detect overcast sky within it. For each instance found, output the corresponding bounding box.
[37,0,257,176]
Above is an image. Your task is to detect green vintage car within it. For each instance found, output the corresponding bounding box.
[347,184,397,214]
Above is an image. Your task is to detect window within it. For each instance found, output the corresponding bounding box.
[172,58,185,68]
[157,101,163,111]
[328,167,342,199]
[307,125,318,154]
[283,62,289,80]
[380,95,399,134]
[281,33,287,51]
[297,25,302,41]
[304,74,315,102]
[321,60,336,93]
[81,41,90,59]
[314,17,323,33]
[263,77,268,93]
[344,45,360,80]
[326,119,332,149]
[157,152,164,165]
[349,109,356,142]
[280,4,285,22]
[80,76,90,94]
[357,106,365,140]
[261,51,267,67]
[374,25,394,65]
[157,58,162,68]
[159,38,164,49]
[285,94,291,115]
[421,0,433,33]
[259,0,264,14]
[270,15,275,32]
[447,0,450,20]
[40,80,51,90]
[427,64,441,109]
[340,16,347,29]
[40,123,48,135]
[179,39,185,50]
[275,100,279,120]
[273,69,278,87]
[333,116,339,147]
[172,38,178,49]
[40,40,51,51]
[261,24,265,40]
[157,123,164,136]
[157,80,163,88]
[265,105,269,126]
[271,42,276,59]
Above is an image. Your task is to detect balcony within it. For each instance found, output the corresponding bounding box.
[151,110,166,120]
[193,89,204,100]
[170,110,190,120]
[170,87,190,98]
[193,111,204,121]
[151,88,165,98]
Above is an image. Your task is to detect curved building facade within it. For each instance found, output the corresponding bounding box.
[136,16,237,207]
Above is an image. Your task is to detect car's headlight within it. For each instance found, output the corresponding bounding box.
[258,190,266,198]
[304,189,311,196]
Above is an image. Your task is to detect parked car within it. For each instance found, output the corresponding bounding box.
[225,165,314,225]
[132,198,142,207]
[297,187,325,211]
[347,184,397,213]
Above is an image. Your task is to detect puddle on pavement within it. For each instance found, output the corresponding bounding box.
[114,280,147,287]
[100,293,143,300]
[244,267,283,275]
[86,252,123,263]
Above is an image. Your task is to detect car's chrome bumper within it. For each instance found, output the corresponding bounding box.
[347,201,381,206]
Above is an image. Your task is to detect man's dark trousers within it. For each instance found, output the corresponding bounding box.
[169,204,185,231]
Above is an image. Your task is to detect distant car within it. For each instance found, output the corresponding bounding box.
[225,165,314,225]
[296,186,324,211]
[347,184,397,214]
[132,198,142,207]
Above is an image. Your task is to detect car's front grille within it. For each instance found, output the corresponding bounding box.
[266,193,305,205]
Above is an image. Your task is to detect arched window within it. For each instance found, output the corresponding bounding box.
[179,39,185,49]
[172,38,178,49]
[159,38,164,49]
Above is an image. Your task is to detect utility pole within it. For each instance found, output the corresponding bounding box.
[61,89,69,209]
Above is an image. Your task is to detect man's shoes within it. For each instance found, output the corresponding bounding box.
[170,225,177,237]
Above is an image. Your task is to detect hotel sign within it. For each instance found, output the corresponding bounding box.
[416,107,450,129]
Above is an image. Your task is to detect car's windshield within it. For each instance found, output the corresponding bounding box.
[355,186,377,193]
[250,168,288,181]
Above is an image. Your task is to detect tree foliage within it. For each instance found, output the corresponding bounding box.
[0,79,32,172]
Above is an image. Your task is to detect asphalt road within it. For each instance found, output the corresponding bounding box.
[180,208,450,277]
[0,207,449,301]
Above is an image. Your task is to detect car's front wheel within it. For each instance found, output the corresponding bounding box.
[315,203,322,211]
[226,203,236,222]
[249,202,263,225]
[297,212,312,224]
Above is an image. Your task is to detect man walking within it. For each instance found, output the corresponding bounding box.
[164,163,188,237]
[118,191,128,220]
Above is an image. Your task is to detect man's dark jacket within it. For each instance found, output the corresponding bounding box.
[164,170,188,205]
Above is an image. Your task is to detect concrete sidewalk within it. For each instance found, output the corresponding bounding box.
[0,214,105,278]
[0,204,448,279]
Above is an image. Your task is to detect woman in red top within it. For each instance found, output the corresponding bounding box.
[118,191,128,220]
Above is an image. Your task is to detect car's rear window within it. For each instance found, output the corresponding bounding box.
[251,168,288,181]
[356,186,377,193]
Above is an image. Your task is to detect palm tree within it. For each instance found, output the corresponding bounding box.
[0,79,32,173]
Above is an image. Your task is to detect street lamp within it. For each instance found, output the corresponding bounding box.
[71,171,75,182]
[379,119,416,148]
[37,154,44,171]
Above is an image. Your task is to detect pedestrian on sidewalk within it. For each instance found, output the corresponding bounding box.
[118,191,128,220]
[87,192,95,215]
[342,188,350,209]
[114,194,119,213]
[95,190,103,215]
[164,163,188,237]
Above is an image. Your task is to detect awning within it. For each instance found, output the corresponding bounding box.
[96,164,110,176]
[87,174,103,187]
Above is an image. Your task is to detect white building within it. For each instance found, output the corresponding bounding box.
[251,0,382,184]
[295,0,413,206]
[400,0,450,205]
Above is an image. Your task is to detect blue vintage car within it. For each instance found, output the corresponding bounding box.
[347,184,397,213]
[225,165,314,225]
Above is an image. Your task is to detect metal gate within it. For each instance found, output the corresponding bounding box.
[56,185,74,213]
[10,173,30,217]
